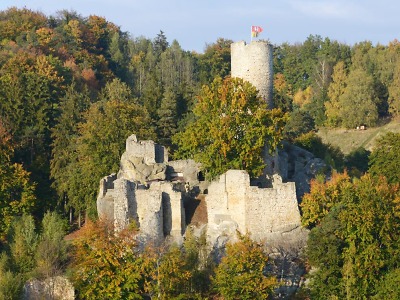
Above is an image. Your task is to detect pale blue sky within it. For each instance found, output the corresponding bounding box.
[1,0,398,52]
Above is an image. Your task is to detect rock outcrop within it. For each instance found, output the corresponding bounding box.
[23,276,74,300]
[276,141,329,199]
[97,135,199,244]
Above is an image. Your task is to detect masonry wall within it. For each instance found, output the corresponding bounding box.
[231,41,274,108]
[113,179,137,231]
[136,188,164,242]
[125,134,168,164]
[246,181,300,240]
[206,170,301,244]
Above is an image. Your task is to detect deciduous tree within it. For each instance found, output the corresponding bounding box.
[173,77,286,180]
[213,232,277,299]
[305,174,400,298]
[71,220,143,299]
[368,132,400,184]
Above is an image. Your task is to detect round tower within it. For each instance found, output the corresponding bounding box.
[231,41,274,108]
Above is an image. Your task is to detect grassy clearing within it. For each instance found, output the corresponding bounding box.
[317,119,400,154]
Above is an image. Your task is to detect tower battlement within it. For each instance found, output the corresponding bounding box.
[231,41,274,108]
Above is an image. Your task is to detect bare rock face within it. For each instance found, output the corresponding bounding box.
[119,155,166,184]
[276,141,330,199]
[23,276,74,300]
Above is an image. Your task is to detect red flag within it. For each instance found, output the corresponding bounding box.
[251,26,263,33]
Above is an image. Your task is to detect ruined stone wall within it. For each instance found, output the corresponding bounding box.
[206,170,301,246]
[136,187,164,242]
[160,182,185,239]
[113,178,137,231]
[231,41,274,108]
[246,177,300,241]
[97,135,187,243]
[125,134,168,164]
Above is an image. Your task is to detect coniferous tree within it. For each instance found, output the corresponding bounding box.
[50,83,91,217]
[157,88,178,147]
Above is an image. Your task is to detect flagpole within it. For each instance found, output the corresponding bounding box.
[250,26,253,42]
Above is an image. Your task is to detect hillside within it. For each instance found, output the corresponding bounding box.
[317,119,400,154]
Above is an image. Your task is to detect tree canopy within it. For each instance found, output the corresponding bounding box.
[213,232,277,299]
[303,173,400,299]
[173,77,286,179]
[368,132,400,184]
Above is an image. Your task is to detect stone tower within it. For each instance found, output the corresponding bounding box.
[231,40,274,108]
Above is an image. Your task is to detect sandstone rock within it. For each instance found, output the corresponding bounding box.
[23,276,74,300]
[119,155,166,183]
[277,141,330,199]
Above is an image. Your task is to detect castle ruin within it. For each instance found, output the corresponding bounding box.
[97,134,304,248]
[96,41,316,247]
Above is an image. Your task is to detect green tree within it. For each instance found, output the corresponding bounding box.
[373,268,400,300]
[0,253,24,300]
[153,30,169,57]
[344,147,370,176]
[306,206,346,299]
[305,174,400,299]
[34,211,69,279]
[9,215,38,274]
[69,98,155,218]
[388,60,400,116]
[155,245,193,299]
[0,7,47,41]
[273,73,293,113]
[284,109,315,141]
[339,68,379,128]
[301,171,351,228]
[197,38,232,85]
[0,121,37,242]
[213,232,277,300]
[50,83,91,219]
[173,77,286,180]
[368,132,400,184]
[157,87,178,147]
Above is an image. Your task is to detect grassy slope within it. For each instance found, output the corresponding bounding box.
[317,119,400,154]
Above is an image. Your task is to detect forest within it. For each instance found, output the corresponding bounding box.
[1,6,400,299]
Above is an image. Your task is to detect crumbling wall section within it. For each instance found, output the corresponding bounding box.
[159,182,185,240]
[246,178,300,241]
[136,187,164,242]
[113,178,137,231]
[206,170,301,245]
[125,134,168,164]
[97,174,117,222]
